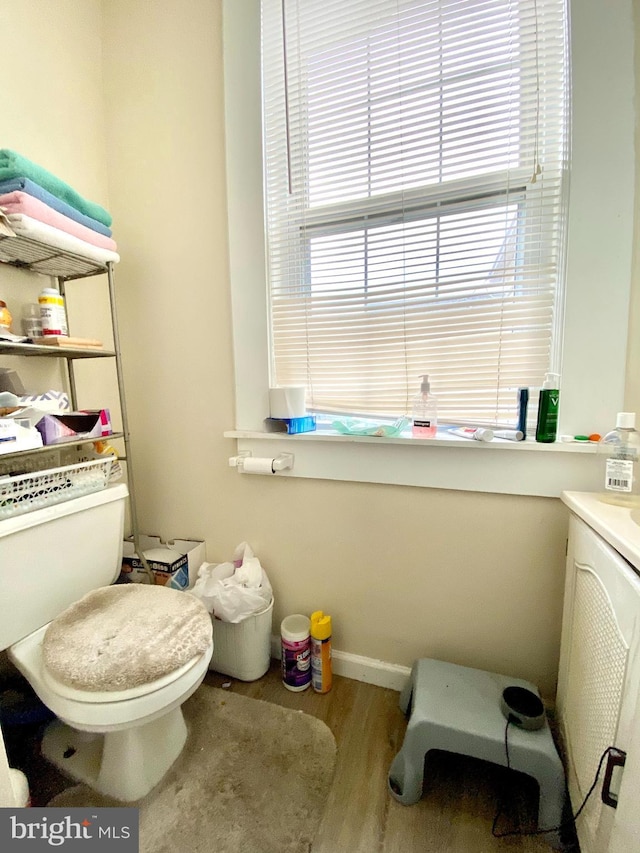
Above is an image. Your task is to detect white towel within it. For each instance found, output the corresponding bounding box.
[4,212,120,265]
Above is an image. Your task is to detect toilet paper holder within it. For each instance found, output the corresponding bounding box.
[228,451,294,474]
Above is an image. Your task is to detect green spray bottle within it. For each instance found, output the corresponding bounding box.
[535,373,560,443]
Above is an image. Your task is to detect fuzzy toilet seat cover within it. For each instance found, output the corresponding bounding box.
[43,584,213,692]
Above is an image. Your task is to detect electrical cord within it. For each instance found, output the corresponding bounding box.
[491,716,618,840]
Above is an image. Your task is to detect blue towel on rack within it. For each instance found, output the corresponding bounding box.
[0,150,112,227]
[0,177,112,237]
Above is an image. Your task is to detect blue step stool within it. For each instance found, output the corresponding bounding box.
[388,658,567,849]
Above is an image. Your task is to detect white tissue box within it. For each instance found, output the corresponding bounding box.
[18,390,70,412]
[121,535,206,589]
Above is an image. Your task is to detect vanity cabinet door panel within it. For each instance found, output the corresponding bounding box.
[608,684,640,853]
[557,515,640,853]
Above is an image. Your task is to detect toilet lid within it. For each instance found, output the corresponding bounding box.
[42,584,213,692]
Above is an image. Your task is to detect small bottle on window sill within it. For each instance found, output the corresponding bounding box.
[412,374,438,438]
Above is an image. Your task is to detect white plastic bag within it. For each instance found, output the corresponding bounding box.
[190,542,273,623]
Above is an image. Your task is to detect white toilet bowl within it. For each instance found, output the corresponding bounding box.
[9,626,213,801]
[10,624,213,731]
[9,620,213,802]
[0,484,214,802]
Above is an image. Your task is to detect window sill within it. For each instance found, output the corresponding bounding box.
[224,428,601,497]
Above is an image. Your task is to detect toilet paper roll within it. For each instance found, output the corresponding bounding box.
[269,386,307,419]
[242,457,275,474]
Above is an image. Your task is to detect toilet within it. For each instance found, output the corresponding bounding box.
[0,483,213,802]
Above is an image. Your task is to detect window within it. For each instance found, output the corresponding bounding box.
[262,0,569,426]
[223,0,635,497]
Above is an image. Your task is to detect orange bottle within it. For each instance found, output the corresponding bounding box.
[310,610,332,693]
[0,300,12,331]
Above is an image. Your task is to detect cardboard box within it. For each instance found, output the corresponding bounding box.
[265,415,316,434]
[121,534,206,590]
[35,409,111,445]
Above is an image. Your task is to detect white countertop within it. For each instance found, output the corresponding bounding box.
[561,491,640,572]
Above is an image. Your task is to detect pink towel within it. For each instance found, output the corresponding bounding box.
[6,213,119,265]
[0,191,117,252]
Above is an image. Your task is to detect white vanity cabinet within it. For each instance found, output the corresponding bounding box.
[558,492,640,853]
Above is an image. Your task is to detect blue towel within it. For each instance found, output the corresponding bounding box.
[0,150,112,227]
[0,177,112,237]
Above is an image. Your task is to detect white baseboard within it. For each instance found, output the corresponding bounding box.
[270,636,411,692]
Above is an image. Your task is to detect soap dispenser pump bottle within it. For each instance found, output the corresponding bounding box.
[598,412,640,507]
[535,372,560,443]
[412,374,438,438]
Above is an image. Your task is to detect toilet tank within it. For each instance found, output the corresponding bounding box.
[0,483,129,651]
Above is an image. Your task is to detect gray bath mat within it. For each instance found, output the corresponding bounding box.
[48,684,337,853]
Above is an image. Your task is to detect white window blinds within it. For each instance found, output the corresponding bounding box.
[261,0,569,426]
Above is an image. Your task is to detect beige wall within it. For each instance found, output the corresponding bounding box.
[629,2,640,414]
[2,0,638,702]
[0,0,113,402]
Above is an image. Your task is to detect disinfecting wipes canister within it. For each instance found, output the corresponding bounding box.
[281,614,311,692]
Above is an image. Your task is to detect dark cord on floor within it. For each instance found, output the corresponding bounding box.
[492,716,617,840]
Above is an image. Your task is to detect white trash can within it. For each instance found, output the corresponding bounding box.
[208,597,274,681]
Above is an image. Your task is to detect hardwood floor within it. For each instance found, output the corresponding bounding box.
[2,662,578,851]
[204,663,578,852]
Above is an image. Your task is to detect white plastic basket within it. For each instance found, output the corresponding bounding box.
[0,444,101,478]
[0,457,113,520]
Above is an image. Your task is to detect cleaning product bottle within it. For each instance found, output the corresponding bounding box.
[281,614,311,691]
[310,610,332,694]
[535,373,560,443]
[598,412,640,507]
[412,374,438,438]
